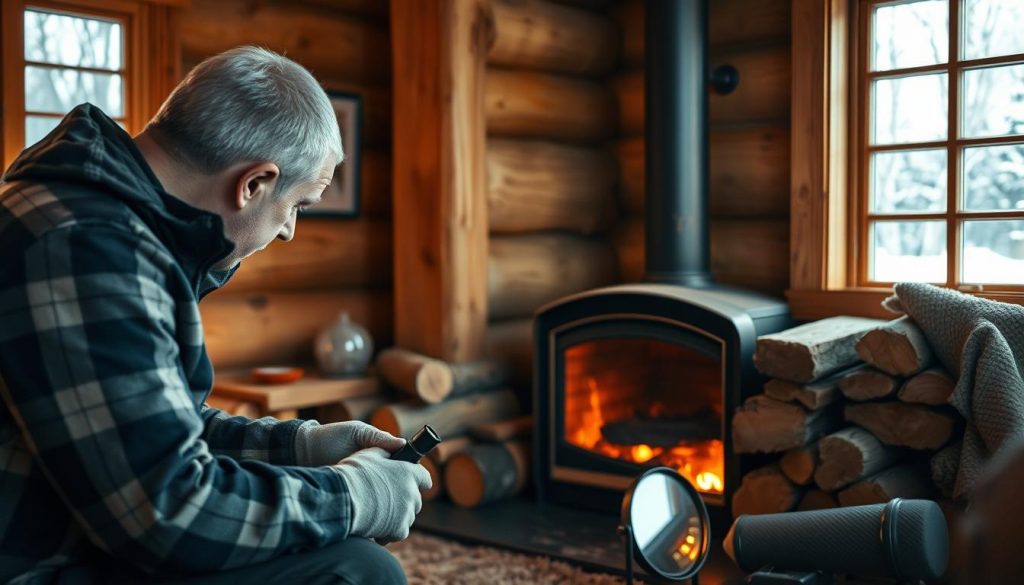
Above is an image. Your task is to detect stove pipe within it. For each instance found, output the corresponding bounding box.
[644,0,713,287]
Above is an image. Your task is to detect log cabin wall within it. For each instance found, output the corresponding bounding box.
[611,0,792,297]
[179,0,395,369]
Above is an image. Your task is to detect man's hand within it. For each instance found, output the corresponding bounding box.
[295,420,406,467]
[333,447,433,542]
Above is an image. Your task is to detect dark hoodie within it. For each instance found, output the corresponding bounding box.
[0,105,353,583]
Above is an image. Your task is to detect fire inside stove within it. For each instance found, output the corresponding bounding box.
[563,337,724,497]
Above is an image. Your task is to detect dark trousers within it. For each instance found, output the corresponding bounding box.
[56,538,407,585]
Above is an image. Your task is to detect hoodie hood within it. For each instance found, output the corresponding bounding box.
[3,104,235,295]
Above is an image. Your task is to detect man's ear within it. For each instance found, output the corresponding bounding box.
[233,162,280,210]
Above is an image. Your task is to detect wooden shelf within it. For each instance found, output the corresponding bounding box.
[212,369,382,416]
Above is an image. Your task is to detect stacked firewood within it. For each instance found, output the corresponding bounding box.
[363,348,532,509]
[731,316,961,516]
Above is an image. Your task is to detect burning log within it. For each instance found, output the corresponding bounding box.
[836,463,935,507]
[838,366,901,401]
[753,316,886,383]
[370,389,520,439]
[844,402,957,451]
[763,366,853,410]
[780,441,819,486]
[375,348,511,404]
[732,465,802,517]
[897,367,955,406]
[732,395,842,454]
[469,415,533,442]
[601,413,719,447]
[814,427,904,491]
[796,489,838,511]
[444,441,530,508]
[855,316,934,376]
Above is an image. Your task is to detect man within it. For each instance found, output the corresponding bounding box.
[0,47,429,584]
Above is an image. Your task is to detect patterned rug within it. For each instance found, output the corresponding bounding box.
[388,531,631,584]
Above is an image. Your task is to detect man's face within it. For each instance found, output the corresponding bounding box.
[215,157,334,270]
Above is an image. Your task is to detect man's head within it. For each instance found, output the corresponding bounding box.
[140,46,343,269]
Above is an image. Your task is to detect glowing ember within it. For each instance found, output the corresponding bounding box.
[695,471,724,493]
[631,444,655,463]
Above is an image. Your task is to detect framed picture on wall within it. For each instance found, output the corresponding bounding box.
[308,91,361,217]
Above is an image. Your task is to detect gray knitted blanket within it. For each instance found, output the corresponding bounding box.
[883,283,1024,499]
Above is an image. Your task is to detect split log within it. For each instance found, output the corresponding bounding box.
[484,318,534,391]
[837,463,935,507]
[318,394,390,423]
[838,366,901,401]
[796,490,838,511]
[489,0,619,77]
[427,436,474,465]
[763,366,859,410]
[731,465,802,517]
[855,316,934,376]
[732,395,842,454]
[422,457,444,501]
[898,367,955,406]
[753,316,887,383]
[487,139,617,235]
[486,69,616,143]
[370,389,521,440]
[844,402,957,451]
[814,427,904,491]
[375,348,511,404]
[445,441,530,508]
[205,394,260,419]
[780,441,819,486]
[200,290,392,369]
[488,234,617,320]
[469,415,533,442]
[614,127,791,218]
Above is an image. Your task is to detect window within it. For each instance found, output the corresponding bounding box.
[855,0,1024,290]
[788,0,1024,319]
[1,0,180,168]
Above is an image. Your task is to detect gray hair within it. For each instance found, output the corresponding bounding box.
[147,46,343,197]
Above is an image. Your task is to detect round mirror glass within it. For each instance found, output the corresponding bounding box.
[624,467,710,580]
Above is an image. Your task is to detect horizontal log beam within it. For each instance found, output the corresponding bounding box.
[489,0,619,77]
[220,218,392,293]
[201,290,392,368]
[486,69,616,143]
[488,139,617,234]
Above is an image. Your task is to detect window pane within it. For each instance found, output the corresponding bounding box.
[25,66,123,117]
[963,220,1024,284]
[872,0,947,71]
[962,64,1024,138]
[25,116,62,146]
[871,149,947,213]
[964,0,1024,60]
[963,144,1024,211]
[24,9,122,71]
[870,220,947,282]
[872,74,948,144]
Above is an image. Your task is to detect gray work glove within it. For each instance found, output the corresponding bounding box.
[333,447,433,542]
[294,420,405,467]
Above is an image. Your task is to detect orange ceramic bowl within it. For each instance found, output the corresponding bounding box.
[250,366,304,385]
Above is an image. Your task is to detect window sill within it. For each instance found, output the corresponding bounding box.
[786,288,1024,321]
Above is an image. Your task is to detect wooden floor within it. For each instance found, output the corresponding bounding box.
[413,496,747,584]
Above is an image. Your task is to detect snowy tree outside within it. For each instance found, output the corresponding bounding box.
[868,0,1024,286]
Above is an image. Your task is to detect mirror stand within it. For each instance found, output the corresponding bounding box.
[618,524,702,585]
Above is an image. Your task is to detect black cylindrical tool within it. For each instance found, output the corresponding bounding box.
[391,425,442,463]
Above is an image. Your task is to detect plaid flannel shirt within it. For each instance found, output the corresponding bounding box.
[0,105,352,583]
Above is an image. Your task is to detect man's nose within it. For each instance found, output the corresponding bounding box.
[278,217,295,242]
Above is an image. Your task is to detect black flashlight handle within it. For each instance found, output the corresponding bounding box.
[391,425,442,463]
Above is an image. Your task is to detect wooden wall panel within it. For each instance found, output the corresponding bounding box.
[486,69,616,143]
[489,0,619,77]
[360,149,392,218]
[293,0,388,20]
[220,219,392,293]
[180,0,389,84]
[615,127,791,219]
[201,290,393,368]
[488,139,617,234]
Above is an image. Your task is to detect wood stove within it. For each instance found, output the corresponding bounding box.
[533,0,790,514]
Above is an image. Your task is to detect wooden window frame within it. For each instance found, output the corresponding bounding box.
[788,0,1024,320]
[1,0,183,168]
